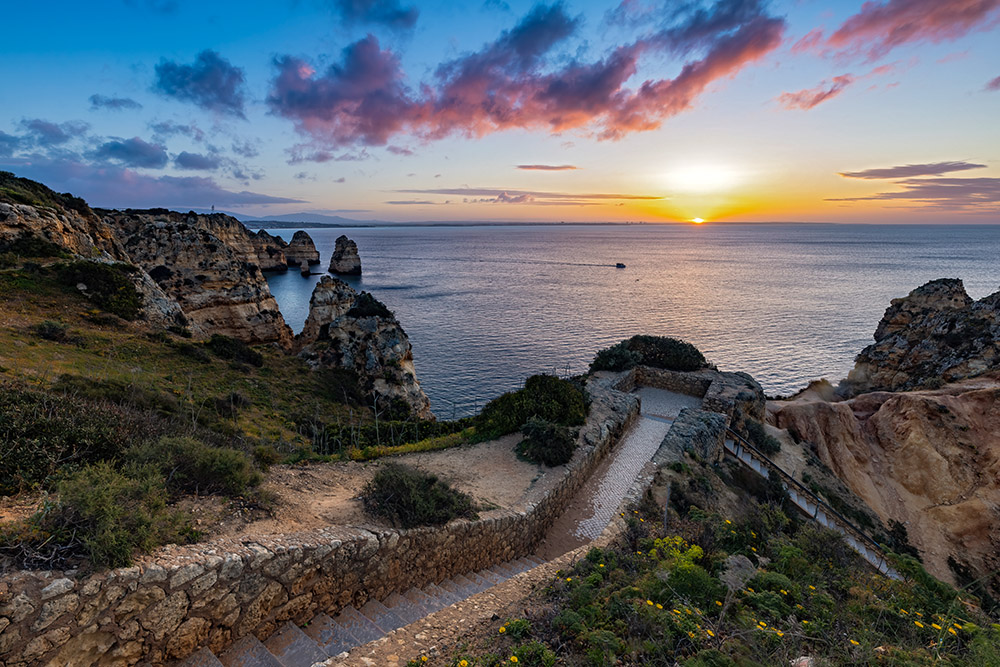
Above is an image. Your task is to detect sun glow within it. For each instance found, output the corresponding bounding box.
[692,217,705,224]
[666,165,740,194]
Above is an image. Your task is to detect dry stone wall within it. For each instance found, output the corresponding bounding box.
[0,380,637,666]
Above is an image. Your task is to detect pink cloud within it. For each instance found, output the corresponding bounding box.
[778,74,855,110]
[827,0,1000,61]
[986,75,1000,91]
[267,2,785,149]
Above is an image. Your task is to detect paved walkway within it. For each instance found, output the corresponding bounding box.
[537,388,701,558]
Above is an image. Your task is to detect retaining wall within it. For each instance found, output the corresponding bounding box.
[0,382,638,666]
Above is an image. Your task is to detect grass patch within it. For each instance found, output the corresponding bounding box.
[206,333,264,367]
[55,260,143,320]
[0,170,94,217]
[743,419,781,456]
[346,291,394,319]
[347,427,476,461]
[361,463,478,528]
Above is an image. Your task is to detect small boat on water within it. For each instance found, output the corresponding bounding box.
[615,262,627,269]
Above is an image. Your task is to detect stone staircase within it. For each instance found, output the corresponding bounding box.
[178,556,545,667]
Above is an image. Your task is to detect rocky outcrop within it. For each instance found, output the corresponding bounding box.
[103,210,293,346]
[285,231,319,267]
[297,276,431,418]
[845,279,1000,394]
[0,201,126,262]
[329,235,361,275]
[250,230,289,272]
[771,374,1000,595]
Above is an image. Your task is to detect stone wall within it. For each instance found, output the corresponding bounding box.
[654,408,728,465]
[0,381,638,666]
[629,366,765,432]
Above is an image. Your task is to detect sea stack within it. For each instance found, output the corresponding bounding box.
[285,230,320,266]
[329,235,362,275]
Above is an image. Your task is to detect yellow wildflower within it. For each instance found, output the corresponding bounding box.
[673,609,682,615]
[716,601,723,606]
[915,611,923,617]
[747,587,755,593]
[932,623,942,630]
[688,631,695,638]
[850,639,859,646]
[421,657,428,663]
[802,620,809,625]
[640,518,645,522]
[599,564,604,568]
[460,661,468,667]
[510,657,518,664]
[758,621,767,628]
[915,621,924,628]
[707,629,715,637]
[949,628,958,636]
[566,578,572,582]
[725,519,732,524]
[776,631,784,638]
[900,609,908,615]
[646,600,654,606]
[656,604,663,609]
[499,626,506,634]
[750,546,757,552]
[780,589,787,595]
[808,585,816,591]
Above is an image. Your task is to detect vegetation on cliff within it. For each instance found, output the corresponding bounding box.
[361,463,478,528]
[591,335,708,373]
[476,374,588,441]
[0,170,93,217]
[444,459,999,667]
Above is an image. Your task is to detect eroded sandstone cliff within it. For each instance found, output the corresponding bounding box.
[771,374,1000,594]
[329,235,361,275]
[285,230,320,266]
[297,276,432,419]
[102,210,294,346]
[845,279,1000,395]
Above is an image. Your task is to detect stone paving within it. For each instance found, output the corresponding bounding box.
[567,388,703,542]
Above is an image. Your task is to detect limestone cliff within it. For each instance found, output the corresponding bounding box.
[329,235,362,275]
[770,374,1000,595]
[0,200,125,261]
[297,276,432,419]
[251,230,289,272]
[102,210,293,346]
[845,279,1000,394]
[285,230,320,266]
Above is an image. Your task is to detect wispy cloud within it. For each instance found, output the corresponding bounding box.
[840,161,986,179]
[92,136,168,168]
[517,164,578,170]
[394,186,662,206]
[89,94,143,111]
[267,1,785,148]
[153,50,248,117]
[174,151,222,170]
[777,74,854,110]
[325,0,418,30]
[986,75,1000,91]
[19,119,90,146]
[819,0,1000,61]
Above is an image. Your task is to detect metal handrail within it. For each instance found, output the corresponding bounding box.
[725,427,891,560]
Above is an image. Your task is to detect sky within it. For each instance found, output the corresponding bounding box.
[1,0,998,223]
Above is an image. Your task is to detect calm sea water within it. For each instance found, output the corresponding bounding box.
[264,224,1000,418]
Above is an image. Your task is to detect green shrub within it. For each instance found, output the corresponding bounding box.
[52,374,179,415]
[34,320,69,341]
[129,436,261,497]
[0,171,94,216]
[476,375,587,441]
[590,335,707,373]
[744,419,780,455]
[589,341,642,372]
[37,462,191,567]
[55,261,143,320]
[360,463,477,528]
[347,292,394,319]
[516,418,577,466]
[512,641,556,667]
[0,382,159,495]
[205,334,264,367]
[0,233,69,259]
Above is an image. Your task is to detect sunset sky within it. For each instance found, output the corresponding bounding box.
[1,0,998,223]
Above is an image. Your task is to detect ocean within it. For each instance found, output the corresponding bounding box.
[264,223,1000,418]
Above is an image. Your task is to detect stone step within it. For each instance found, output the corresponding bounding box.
[424,582,461,606]
[524,554,545,567]
[437,578,467,601]
[405,587,443,613]
[359,599,406,634]
[451,573,481,597]
[462,571,491,593]
[384,592,425,624]
[218,635,284,667]
[492,561,519,578]
[178,647,225,667]
[478,567,505,585]
[302,613,357,657]
[264,621,328,667]
[333,604,384,646]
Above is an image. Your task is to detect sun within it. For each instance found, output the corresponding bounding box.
[692,218,705,224]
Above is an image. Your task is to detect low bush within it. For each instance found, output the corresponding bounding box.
[52,374,179,415]
[0,251,16,268]
[0,382,160,495]
[590,335,707,373]
[744,419,781,455]
[589,341,642,372]
[129,436,261,497]
[0,234,68,258]
[55,260,143,320]
[476,375,587,441]
[205,333,264,367]
[346,291,394,319]
[0,171,94,216]
[361,463,477,528]
[34,320,69,341]
[516,418,577,467]
[32,462,193,568]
